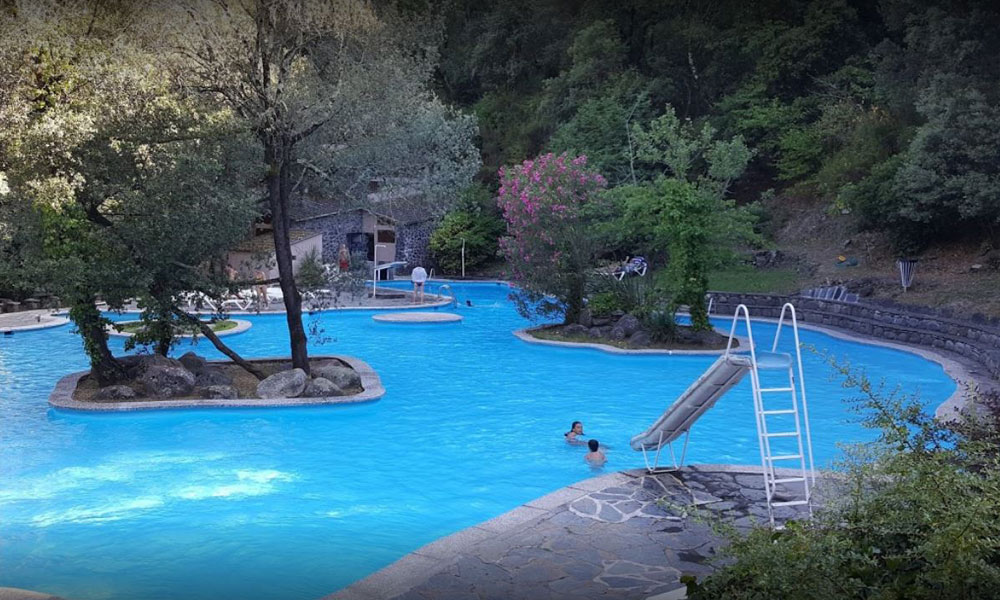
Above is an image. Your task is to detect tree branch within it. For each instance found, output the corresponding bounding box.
[170,306,267,380]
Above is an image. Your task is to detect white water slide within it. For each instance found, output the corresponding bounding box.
[628,351,789,454]
[630,304,816,525]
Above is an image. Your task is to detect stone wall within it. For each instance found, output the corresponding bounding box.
[293,213,438,273]
[293,213,364,263]
[709,292,1000,381]
[396,220,436,271]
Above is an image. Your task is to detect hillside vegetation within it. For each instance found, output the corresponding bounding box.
[436,0,1000,314]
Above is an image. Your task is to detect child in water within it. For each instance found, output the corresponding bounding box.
[565,421,586,444]
[584,439,607,466]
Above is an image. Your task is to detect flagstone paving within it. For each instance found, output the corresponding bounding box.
[329,466,823,600]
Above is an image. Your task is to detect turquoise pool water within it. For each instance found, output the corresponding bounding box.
[0,282,955,599]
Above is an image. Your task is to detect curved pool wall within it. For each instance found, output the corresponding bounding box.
[0,282,956,600]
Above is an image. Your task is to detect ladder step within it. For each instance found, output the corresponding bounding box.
[759,387,794,393]
[769,476,806,484]
[764,431,799,438]
[768,454,802,461]
[761,409,796,415]
[771,499,810,507]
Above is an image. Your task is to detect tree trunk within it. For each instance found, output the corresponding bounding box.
[69,300,126,386]
[264,137,310,374]
[170,308,267,380]
[564,274,585,325]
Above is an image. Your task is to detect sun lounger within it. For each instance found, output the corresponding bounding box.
[613,256,648,280]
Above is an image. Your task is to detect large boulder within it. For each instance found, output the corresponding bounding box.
[578,308,593,328]
[93,385,137,401]
[178,351,207,373]
[562,324,589,337]
[302,377,345,398]
[609,326,628,341]
[257,368,307,398]
[117,353,183,378]
[195,368,233,387]
[629,330,652,347]
[139,364,196,398]
[204,385,238,399]
[616,314,641,337]
[311,364,361,390]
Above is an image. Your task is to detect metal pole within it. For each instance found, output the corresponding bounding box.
[461,238,466,279]
[373,244,387,298]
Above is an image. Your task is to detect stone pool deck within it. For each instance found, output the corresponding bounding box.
[327,465,822,600]
[0,309,69,333]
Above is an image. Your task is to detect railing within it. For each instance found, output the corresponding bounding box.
[371,261,407,297]
[436,283,456,306]
[772,303,815,484]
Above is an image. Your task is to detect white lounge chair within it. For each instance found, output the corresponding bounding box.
[613,256,648,280]
[221,289,255,311]
[179,292,218,312]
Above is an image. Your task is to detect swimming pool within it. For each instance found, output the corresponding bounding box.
[0,282,955,599]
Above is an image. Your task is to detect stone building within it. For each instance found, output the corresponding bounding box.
[289,189,437,276]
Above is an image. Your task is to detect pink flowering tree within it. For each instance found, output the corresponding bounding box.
[498,153,607,323]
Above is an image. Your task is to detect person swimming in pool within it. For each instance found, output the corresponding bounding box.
[584,439,607,466]
[564,421,586,444]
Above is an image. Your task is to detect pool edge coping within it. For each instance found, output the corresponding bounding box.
[0,315,70,333]
[516,317,975,420]
[48,354,385,412]
[322,464,813,600]
[514,325,749,356]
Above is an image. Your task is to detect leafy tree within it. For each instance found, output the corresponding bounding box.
[0,2,262,382]
[165,0,479,373]
[889,86,1000,247]
[498,153,606,324]
[618,106,758,330]
[429,184,504,275]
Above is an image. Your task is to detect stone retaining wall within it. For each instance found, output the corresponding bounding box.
[709,292,1000,381]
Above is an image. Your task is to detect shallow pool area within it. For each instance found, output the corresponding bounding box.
[0,282,956,600]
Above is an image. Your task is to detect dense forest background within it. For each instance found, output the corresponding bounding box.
[434,0,1000,255]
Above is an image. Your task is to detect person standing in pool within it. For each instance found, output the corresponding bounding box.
[411,265,427,304]
[565,421,586,444]
[585,439,607,466]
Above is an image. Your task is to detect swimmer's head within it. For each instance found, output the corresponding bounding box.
[588,439,599,452]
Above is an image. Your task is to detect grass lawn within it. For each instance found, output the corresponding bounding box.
[707,266,803,294]
[651,265,803,295]
[117,319,238,335]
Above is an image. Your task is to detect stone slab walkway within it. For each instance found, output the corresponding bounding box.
[0,309,68,333]
[327,466,819,600]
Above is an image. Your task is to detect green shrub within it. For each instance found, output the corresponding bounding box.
[295,247,326,290]
[429,210,503,275]
[430,184,505,275]
[641,309,677,342]
[687,363,1000,600]
[586,292,623,316]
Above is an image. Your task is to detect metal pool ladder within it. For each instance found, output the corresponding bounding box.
[436,284,456,306]
[729,303,815,526]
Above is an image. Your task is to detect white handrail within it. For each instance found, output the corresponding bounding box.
[772,303,816,484]
[436,283,456,306]
[726,304,769,483]
[428,268,435,280]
